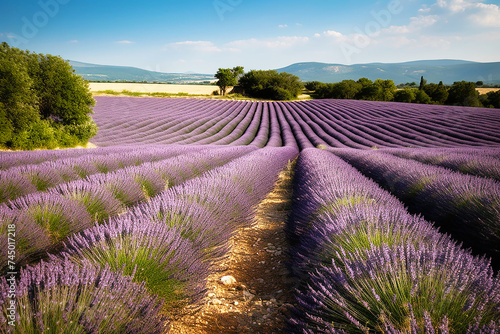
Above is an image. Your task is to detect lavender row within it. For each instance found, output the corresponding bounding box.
[90,97,500,148]
[286,148,500,333]
[0,146,253,271]
[381,147,500,182]
[0,144,197,170]
[41,147,298,327]
[0,145,202,203]
[0,259,168,333]
[0,145,139,170]
[331,148,500,269]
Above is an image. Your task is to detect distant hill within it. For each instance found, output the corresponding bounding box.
[276,60,500,85]
[69,61,215,84]
[69,59,500,85]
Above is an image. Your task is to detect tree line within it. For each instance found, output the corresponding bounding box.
[306,77,500,108]
[0,42,97,150]
[215,67,303,101]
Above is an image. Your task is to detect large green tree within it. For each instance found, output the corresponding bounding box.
[423,81,449,104]
[214,66,244,96]
[446,81,482,107]
[374,79,397,101]
[238,70,303,100]
[0,42,97,150]
[0,42,38,145]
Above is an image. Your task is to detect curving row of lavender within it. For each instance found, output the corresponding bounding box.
[1,146,298,333]
[0,145,208,203]
[0,145,253,270]
[381,146,500,181]
[287,148,500,333]
[331,148,500,270]
[90,97,500,149]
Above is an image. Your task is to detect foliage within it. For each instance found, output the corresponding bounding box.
[238,70,303,100]
[414,89,432,104]
[308,75,500,108]
[0,42,97,150]
[214,66,244,96]
[393,88,416,103]
[304,81,325,91]
[315,80,361,99]
[446,81,482,107]
[485,90,500,108]
[374,79,397,101]
[423,81,449,104]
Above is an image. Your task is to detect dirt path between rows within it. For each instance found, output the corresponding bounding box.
[169,163,297,333]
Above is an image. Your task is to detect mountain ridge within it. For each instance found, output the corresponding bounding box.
[69,59,500,85]
[276,60,500,84]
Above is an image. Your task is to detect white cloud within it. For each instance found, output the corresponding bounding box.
[165,40,222,52]
[468,3,500,27]
[115,40,134,44]
[278,24,288,28]
[382,15,439,35]
[225,36,309,50]
[68,40,79,44]
[323,30,348,42]
[430,0,500,26]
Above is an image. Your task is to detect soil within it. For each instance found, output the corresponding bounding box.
[168,164,298,333]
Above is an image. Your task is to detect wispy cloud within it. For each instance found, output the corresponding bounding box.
[226,36,309,51]
[115,40,134,44]
[68,40,79,44]
[165,40,222,52]
[279,24,288,28]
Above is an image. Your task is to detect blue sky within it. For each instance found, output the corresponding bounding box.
[1,0,500,74]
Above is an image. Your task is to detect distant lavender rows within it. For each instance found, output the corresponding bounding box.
[90,97,500,149]
[287,148,500,333]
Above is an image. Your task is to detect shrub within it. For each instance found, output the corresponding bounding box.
[239,70,303,100]
[0,42,97,150]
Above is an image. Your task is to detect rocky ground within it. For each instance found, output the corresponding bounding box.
[169,164,298,333]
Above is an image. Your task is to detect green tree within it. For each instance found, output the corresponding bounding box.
[374,79,396,101]
[419,76,427,90]
[423,81,449,104]
[393,88,416,103]
[0,42,39,145]
[446,81,482,107]
[414,89,432,104]
[214,66,244,96]
[239,70,303,100]
[0,42,97,150]
[304,81,325,91]
[485,90,500,108]
[315,80,361,100]
[355,78,381,101]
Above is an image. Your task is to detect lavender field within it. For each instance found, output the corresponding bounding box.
[1,96,500,333]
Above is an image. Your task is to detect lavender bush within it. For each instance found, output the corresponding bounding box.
[0,259,168,333]
[287,149,500,333]
[383,147,500,181]
[54,216,208,307]
[332,148,500,269]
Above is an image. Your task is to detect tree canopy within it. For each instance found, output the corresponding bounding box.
[214,66,244,96]
[0,42,97,150]
[238,70,303,100]
[308,75,499,108]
